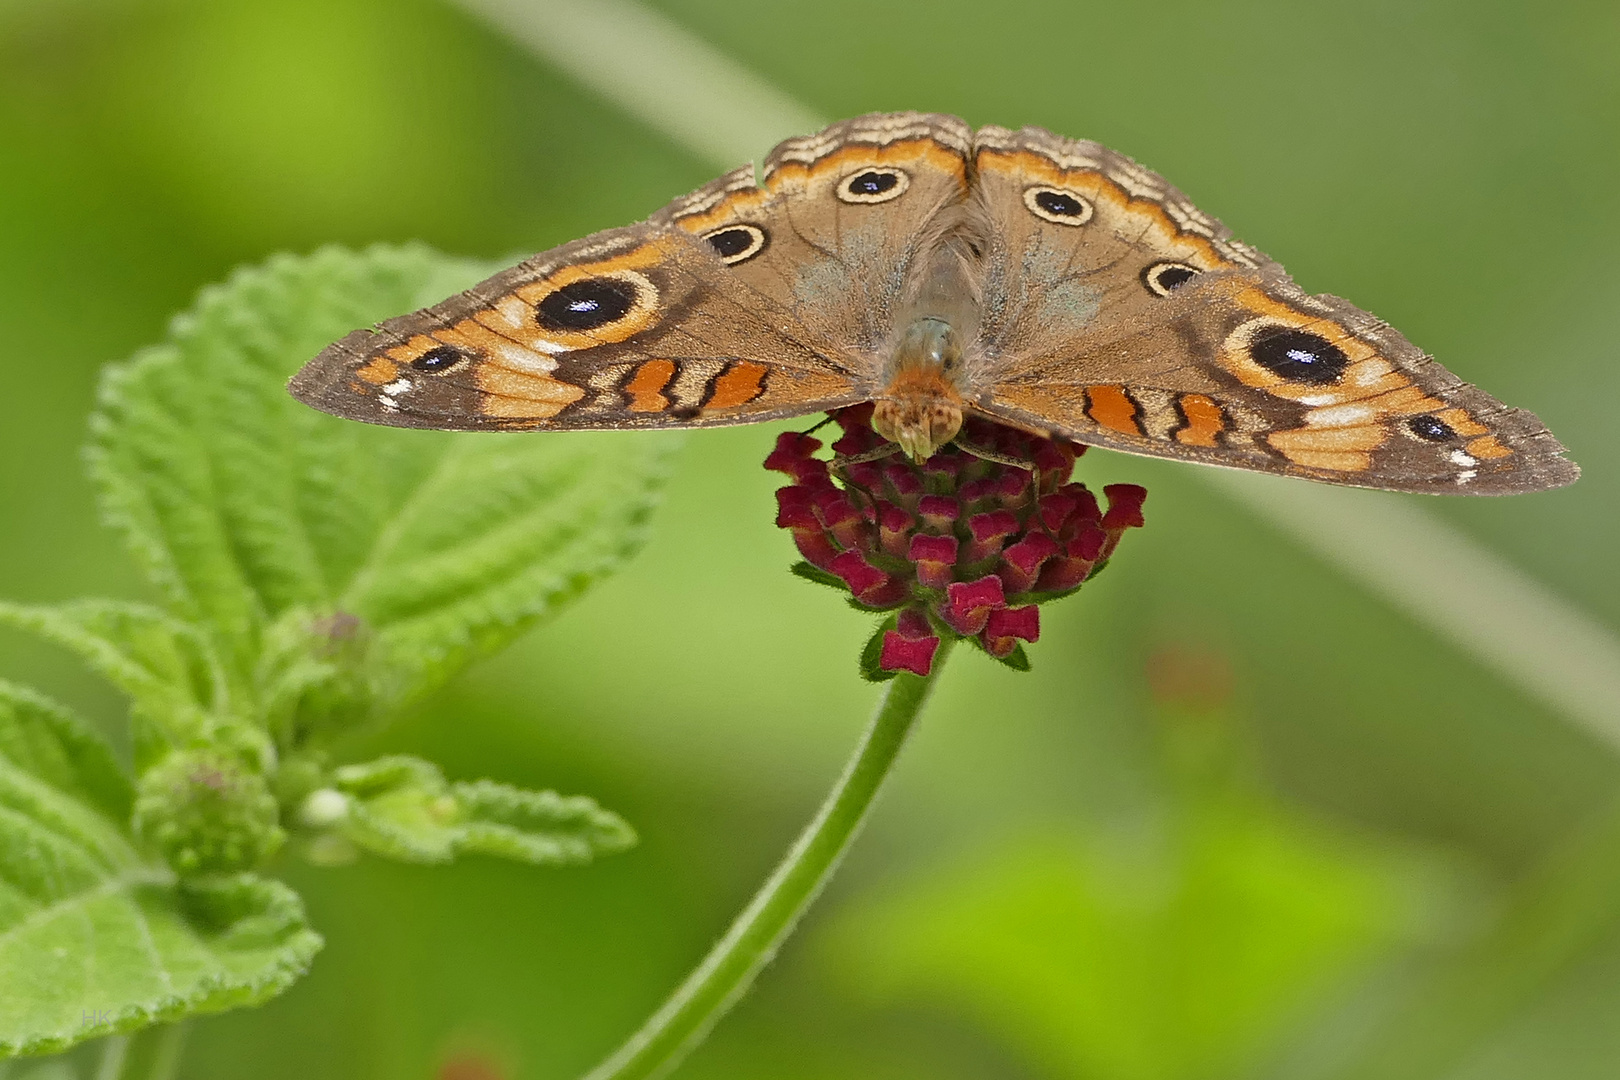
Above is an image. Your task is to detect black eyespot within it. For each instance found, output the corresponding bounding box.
[1408,414,1457,442]
[1247,326,1348,384]
[706,227,755,258]
[836,167,909,203]
[536,278,637,332]
[703,224,768,265]
[410,345,464,373]
[1023,185,1094,225]
[1037,191,1083,216]
[1142,262,1201,297]
[850,171,896,195]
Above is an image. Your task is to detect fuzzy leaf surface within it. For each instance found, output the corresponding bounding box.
[328,755,635,866]
[0,682,132,830]
[0,602,223,748]
[89,245,680,714]
[0,686,319,1056]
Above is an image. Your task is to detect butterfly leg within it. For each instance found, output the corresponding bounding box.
[951,435,1044,506]
[833,442,901,468]
[831,443,899,513]
[951,435,1034,471]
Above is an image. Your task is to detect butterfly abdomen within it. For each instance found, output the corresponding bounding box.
[872,316,967,461]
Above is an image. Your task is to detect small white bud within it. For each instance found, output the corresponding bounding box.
[299,787,351,828]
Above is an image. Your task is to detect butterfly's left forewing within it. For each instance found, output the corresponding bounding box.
[966,124,1577,494]
[289,223,861,432]
[655,112,975,358]
[290,112,977,436]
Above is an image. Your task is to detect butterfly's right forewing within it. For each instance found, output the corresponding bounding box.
[967,124,1577,494]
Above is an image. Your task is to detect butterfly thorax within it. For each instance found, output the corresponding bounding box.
[872,316,967,462]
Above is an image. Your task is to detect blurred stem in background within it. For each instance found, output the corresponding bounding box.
[86,1022,186,1080]
[583,641,953,1080]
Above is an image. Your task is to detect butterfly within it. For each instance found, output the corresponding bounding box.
[289,112,1576,494]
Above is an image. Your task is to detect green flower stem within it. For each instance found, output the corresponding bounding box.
[582,641,954,1080]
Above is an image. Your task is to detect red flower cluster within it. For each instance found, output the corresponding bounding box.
[767,405,1147,678]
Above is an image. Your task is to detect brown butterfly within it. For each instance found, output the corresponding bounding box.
[289,112,1576,494]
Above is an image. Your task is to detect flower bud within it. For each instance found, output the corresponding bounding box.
[909,534,959,588]
[982,606,1040,659]
[134,748,285,875]
[880,627,940,677]
[942,575,1005,636]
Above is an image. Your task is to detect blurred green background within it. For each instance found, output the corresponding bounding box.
[3,0,1618,1078]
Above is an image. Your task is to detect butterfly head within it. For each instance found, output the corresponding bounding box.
[872,317,966,462]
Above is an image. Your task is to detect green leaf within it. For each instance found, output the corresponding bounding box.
[0,688,320,1057]
[335,417,679,709]
[858,615,901,683]
[961,629,1034,672]
[254,607,375,748]
[325,755,457,863]
[88,245,681,721]
[992,642,1032,672]
[789,561,850,592]
[324,755,635,866]
[452,779,636,865]
[0,680,132,831]
[0,602,224,753]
